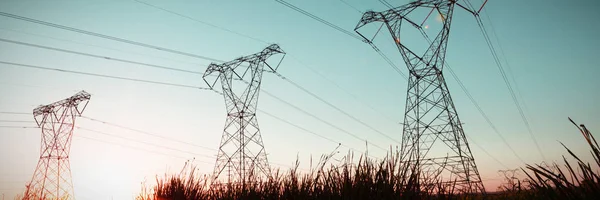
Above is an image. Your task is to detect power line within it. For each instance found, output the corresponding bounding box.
[0,27,208,67]
[0,112,29,115]
[479,5,533,128]
[105,0,401,143]
[0,61,211,90]
[0,14,346,156]
[1,60,389,157]
[465,135,509,169]
[0,11,225,63]
[485,32,528,109]
[4,8,399,154]
[78,127,301,170]
[76,126,215,159]
[0,116,296,169]
[74,134,207,162]
[462,0,476,10]
[1,3,518,169]
[3,4,402,131]
[0,120,36,123]
[211,89,385,157]
[357,1,409,79]
[211,90,380,159]
[126,1,401,146]
[378,0,394,8]
[259,89,388,152]
[273,72,401,144]
[0,126,37,129]
[371,45,408,79]
[0,81,78,93]
[132,0,270,45]
[474,15,546,161]
[338,0,363,14]
[267,1,408,145]
[274,0,406,79]
[3,7,391,158]
[417,30,526,164]
[0,119,60,125]
[7,114,216,154]
[274,0,364,41]
[287,55,398,124]
[127,0,401,128]
[0,119,303,173]
[446,64,526,163]
[80,116,215,151]
[258,108,362,154]
[0,38,205,74]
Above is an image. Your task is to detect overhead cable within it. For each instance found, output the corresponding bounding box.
[0,38,204,74]
[0,61,211,90]
[0,11,224,62]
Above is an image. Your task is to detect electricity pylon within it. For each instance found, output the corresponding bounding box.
[355,0,485,193]
[203,44,285,185]
[24,91,91,200]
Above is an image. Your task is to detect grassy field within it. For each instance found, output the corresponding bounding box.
[133,118,600,200]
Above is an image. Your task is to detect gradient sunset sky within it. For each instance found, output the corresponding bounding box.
[1,0,599,199]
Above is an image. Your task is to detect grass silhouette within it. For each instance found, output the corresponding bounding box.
[135,118,599,200]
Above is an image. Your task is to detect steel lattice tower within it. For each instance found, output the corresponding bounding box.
[24,91,91,200]
[355,0,485,193]
[203,44,285,185]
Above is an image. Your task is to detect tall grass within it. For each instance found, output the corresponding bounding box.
[131,118,596,199]
[137,150,483,200]
[519,118,600,199]
[137,160,210,200]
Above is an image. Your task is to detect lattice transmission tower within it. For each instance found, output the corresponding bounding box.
[24,91,91,200]
[355,0,485,193]
[203,44,285,185]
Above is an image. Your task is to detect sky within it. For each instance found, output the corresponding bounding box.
[0,0,599,199]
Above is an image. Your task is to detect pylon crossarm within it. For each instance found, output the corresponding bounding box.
[355,1,453,41]
[203,45,284,91]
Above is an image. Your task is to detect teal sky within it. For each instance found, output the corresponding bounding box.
[0,0,599,199]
